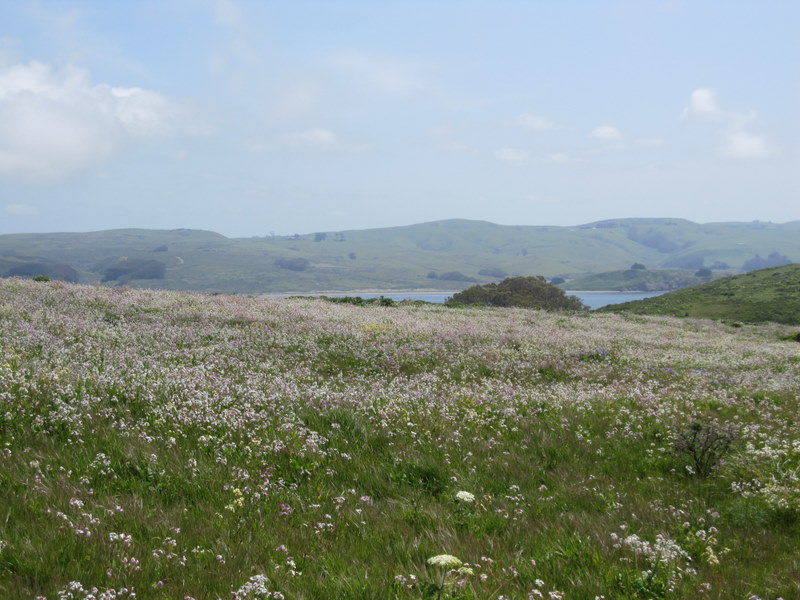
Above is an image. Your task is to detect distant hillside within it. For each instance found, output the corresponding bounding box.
[1,218,799,293]
[560,268,719,292]
[596,263,800,325]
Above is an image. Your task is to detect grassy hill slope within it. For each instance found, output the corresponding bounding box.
[597,263,800,324]
[1,218,799,292]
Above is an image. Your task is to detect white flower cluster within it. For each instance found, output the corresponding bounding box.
[427,554,463,569]
[455,490,475,503]
[231,574,285,600]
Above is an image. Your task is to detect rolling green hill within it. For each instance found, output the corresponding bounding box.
[596,263,800,325]
[1,218,799,293]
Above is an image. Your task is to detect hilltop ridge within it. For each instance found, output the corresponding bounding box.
[1,218,798,293]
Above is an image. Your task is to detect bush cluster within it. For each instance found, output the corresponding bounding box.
[447,276,587,311]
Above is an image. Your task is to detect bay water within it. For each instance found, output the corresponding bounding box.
[318,290,665,310]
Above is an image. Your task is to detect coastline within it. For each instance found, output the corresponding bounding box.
[258,289,458,297]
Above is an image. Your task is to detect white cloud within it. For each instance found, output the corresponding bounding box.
[4,203,39,215]
[720,132,774,159]
[214,0,243,26]
[282,128,369,152]
[0,61,177,178]
[441,141,469,151]
[683,88,719,118]
[274,81,321,118]
[590,125,622,140]
[682,88,775,160]
[327,51,423,94]
[284,128,337,148]
[518,114,560,132]
[495,147,529,162]
[545,152,569,164]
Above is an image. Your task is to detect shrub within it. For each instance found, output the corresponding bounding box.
[274,257,310,271]
[437,271,477,282]
[742,252,792,272]
[446,276,587,311]
[478,267,507,278]
[673,422,736,477]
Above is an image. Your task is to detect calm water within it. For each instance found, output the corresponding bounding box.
[318,291,665,309]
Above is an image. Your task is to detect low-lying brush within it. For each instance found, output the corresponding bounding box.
[1,279,799,599]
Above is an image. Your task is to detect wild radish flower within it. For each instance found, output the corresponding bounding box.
[427,554,462,568]
[455,490,475,503]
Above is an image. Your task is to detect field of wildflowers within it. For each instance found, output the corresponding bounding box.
[1,278,798,599]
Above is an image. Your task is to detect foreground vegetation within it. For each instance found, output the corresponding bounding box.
[599,263,800,325]
[1,279,799,599]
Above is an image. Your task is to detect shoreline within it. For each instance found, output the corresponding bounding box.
[259,289,664,297]
[258,289,457,297]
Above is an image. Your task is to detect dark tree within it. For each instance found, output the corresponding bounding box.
[447,276,587,311]
[742,252,792,272]
[274,257,310,271]
[478,267,508,278]
[630,263,647,270]
[438,271,478,282]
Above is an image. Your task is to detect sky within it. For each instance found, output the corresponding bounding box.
[0,0,798,237]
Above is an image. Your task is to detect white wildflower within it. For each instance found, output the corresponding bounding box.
[427,554,462,568]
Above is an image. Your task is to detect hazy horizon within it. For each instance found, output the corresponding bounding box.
[2,1,798,238]
[4,215,800,239]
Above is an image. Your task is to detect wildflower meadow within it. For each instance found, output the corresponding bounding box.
[0,279,798,599]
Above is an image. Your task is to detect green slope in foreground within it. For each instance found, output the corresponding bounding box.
[597,263,800,325]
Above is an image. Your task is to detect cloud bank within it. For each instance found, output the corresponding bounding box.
[0,61,176,178]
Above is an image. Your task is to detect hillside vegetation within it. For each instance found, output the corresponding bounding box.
[561,268,716,292]
[1,218,799,292]
[1,279,800,598]
[598,263,800,325]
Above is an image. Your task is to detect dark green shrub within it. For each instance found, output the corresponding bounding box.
[447,276,587,311]
[274,257,310,271]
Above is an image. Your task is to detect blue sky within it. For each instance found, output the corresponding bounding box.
[1,0,798,237]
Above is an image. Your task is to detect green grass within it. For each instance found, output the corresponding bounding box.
[598,263,800,325]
